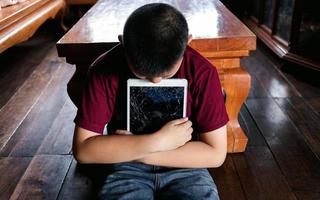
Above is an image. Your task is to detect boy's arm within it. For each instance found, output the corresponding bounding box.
[72,118,193,164]
[136,125,227,168]
[73,126,157,164]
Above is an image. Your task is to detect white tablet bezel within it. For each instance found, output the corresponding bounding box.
[127,78,188,133]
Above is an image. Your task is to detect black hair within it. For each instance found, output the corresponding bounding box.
[123,3,189,77]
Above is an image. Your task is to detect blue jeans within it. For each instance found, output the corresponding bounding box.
[98,162,219,200]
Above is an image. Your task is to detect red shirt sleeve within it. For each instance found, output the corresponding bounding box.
[74,66,118,134]
[193,65,229,133]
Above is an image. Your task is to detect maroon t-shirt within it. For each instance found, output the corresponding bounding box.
[74,44,229,136]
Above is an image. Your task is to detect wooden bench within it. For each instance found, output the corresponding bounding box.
[56,0,256,153]
[65,0,97,5]
[0,0,65,53]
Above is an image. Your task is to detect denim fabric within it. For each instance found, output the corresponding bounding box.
[98,162,219,200]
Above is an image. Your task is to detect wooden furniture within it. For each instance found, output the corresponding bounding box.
[56,0,256,153]
[0,0,65,53]
[243,0,320,71]
[66,0,97,5]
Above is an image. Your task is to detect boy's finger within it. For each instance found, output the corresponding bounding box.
[172,117,188,125]
[115,129,132,135]
[187,127,193,134]
[181,120,192,129]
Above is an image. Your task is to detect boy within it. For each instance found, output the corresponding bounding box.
[73,3,229,200]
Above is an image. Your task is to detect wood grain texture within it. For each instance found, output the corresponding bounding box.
[305,97,320,117]
[238,105,266,147]
[0,157,31,200]
[294,191,320,200]
[0,60,74,157]
[242,51,300,98]
[9,155,72,200]
[37,97,76,155]
[202,50,250,60]
[57,159,113,200]
[0,37,54,108]
[57,0,255,55]
[0,49,60,153]
[252,43,320,98]
[275,97,320,159]
[57,159,95,200]
[209,156,246,200]
[0,0,49,28]
[246,98,320,192]
[232,147,297,200]
[246,75,271,99]
[210,58,240,69]
[224,68,250,152]
[0,0,65,53]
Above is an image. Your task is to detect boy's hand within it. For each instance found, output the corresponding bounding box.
[153,117,193,152]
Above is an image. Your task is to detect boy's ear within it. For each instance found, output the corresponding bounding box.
[118,35,123,44]
[187,34,193,44]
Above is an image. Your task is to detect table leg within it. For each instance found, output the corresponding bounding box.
[224,67,251,153]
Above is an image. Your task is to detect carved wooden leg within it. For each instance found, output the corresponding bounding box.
[55,0,69,32]
[223,67,251,153]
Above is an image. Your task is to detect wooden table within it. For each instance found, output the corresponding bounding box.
[56,0,256,153]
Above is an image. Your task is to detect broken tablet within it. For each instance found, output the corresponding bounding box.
[127,78,187,134]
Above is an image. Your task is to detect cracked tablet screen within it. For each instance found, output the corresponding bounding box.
[130,87,184,134]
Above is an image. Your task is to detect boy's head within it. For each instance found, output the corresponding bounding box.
[121,3,190,82]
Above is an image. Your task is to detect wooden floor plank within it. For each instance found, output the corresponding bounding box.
[294,190,320,200]
[57,159,95,200]
[305,97,320,117]
[254,43,320,98]
[0,30,56,108]
[0,157,31,200]
[246,98,320,192]
[239,105,267,147]
[0,48,60,152]
[246,75,271,99]
[232,147,297,200]
[9,155,72,200]
[242,51,300,98]
[57,159,113,200]
[275,97,320,159]
[276,66,320,98]
[210,157,246,200]
[236,106,297,200]
[0,62,74,157]
[37,97,76,155]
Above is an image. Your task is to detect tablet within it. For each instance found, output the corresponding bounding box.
[127,78,188,134]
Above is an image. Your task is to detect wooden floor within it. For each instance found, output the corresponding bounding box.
[0,22,320,200]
